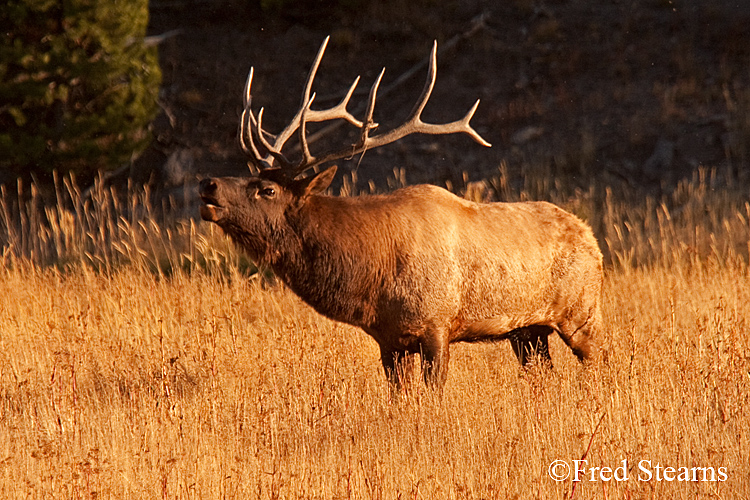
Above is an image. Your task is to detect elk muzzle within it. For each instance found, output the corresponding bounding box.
[198,178,228,222]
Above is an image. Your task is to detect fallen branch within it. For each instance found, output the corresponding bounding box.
[570,412,606,500]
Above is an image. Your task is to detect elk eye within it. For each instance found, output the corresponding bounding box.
[260,187,276,198]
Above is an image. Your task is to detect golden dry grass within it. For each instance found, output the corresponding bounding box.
[1,170,749,499]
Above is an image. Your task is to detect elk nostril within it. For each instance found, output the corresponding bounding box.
[199,178,217,195]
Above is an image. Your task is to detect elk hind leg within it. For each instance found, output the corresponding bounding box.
[557,310,599,363]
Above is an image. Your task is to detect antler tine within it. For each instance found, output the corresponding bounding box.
[405,40,438,125]
[302,38,328,107]
[239,108,265,170]
[307,75,363,128]
[454,99,492,147]
[266,37,330,159]
[298,94,315,167]
[361,68,386,144]
[239,67,268,170]
[243,66,254,108]
[256,108,294,169]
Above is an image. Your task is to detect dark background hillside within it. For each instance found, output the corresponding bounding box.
[142,0,750,195]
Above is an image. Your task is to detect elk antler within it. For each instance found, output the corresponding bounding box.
[239,36,491,177]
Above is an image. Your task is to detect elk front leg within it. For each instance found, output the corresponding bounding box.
[380,346,417,391]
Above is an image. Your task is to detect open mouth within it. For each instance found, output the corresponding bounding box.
[200,193,219,207]
[199,193,227,222]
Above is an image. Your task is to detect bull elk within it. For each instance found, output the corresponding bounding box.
[199,37,603,390]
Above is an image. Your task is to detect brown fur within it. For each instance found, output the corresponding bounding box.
[199,166,603,389]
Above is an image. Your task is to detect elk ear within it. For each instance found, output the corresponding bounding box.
[294,165,337,198]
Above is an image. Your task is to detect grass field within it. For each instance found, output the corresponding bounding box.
[1,168,749,499]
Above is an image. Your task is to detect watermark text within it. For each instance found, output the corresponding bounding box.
[548,459,727,482]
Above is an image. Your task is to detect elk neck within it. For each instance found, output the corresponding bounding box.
[266,193,396,327]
